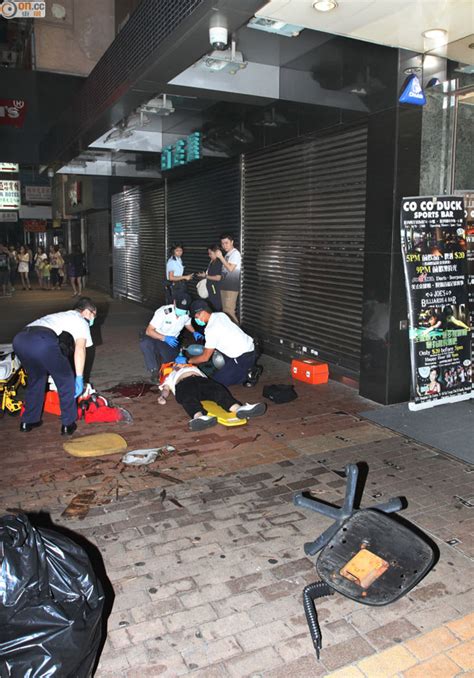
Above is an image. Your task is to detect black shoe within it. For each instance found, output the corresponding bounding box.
[61,422,77,435]
[20,421,42,432]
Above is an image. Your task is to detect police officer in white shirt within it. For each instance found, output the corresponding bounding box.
[188,300,256,386]
[12,297,97,435]
[139,291,203,382]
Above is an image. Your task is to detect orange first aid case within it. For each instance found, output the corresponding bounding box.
[291,358,329,385]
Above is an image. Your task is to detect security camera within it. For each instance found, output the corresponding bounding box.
[209,26,228,50]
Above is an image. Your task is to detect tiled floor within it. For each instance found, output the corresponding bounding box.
[0,288,472,677]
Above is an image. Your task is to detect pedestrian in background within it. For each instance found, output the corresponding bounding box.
[165,243,193,303]
[197,244,223,311]
[216,233,241,324]
[34,246,47,289]
[49,245,64,290]
[0,243,11,297]
[67,245,86,297]
[8,245,17,291]
[17,245,31,290]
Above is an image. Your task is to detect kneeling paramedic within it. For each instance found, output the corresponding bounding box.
[158,358,265,431]
[139,292,203,382]
[188,300,256,386]
[12,296,97,435]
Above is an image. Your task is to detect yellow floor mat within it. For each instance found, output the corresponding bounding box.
[64,432,128,457]
[201,401,247,427]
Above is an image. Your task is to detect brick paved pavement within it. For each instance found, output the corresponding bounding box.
[0,289,473,677]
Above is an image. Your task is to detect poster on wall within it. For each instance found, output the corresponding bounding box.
[401,196,472,410]
[455,191,474,346]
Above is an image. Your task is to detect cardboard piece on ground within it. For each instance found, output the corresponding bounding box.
[61,489,97,519]
[201,400,247,427]
[63,432,128,457]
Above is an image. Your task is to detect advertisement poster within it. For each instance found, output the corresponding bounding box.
[401,196,472,410]
[456,191,474,344]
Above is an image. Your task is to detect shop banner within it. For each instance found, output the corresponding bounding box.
[23,219,47,233]
[401,196,472,410]
[0,179,21,209]
[0,99,26,128]
[0,211,18,222]
[25,185,52,203]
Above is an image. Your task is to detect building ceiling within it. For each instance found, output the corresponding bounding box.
[256,0,474,64]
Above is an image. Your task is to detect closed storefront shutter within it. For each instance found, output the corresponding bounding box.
[166,160,240,284]
[241,126,368,374]
[112,183,165,307]
[86,210,111,293]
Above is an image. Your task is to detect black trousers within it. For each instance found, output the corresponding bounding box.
[174,376,240,418]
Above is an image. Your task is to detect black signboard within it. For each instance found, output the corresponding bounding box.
[401,196,472,409]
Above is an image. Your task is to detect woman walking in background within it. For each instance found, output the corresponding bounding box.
[34,246,47,289]
[49,245,64,290]
[166,242,193,303]
[197,244,223,311]
[17,246,31,290]
[67,245,86,297]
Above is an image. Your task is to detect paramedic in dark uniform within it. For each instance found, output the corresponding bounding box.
[139,291,202,382]
[12,296,97,435]
[188,300,256,386]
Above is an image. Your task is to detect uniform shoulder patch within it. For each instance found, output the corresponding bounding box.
[164,306,173,314]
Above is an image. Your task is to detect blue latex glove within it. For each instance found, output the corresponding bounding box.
[74,375,84,397]
[193,331,204,341]
[175,355,187,364]
[164,335,179,348]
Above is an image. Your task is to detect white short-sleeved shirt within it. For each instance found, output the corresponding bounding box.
[166,257,184,279]
[28,310,93,347]
[221,248,241,291]
[149,305,190,337]
[161,365,204,395]
[204,312,254,358]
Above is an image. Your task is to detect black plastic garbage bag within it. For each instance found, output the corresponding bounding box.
[0,513,105,678]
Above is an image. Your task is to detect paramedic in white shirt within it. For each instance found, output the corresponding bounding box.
[216,234,241,324]
[139,291,203,382]
[158,360,265,431]
[12,296,97,435]
[188,300,256,386]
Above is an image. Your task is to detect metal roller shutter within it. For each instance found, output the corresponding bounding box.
[241,126,368,374]
[166,161,241,285]
[86,210,111,293]
[112,183,165,307]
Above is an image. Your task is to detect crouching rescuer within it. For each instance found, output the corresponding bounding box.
[12,297,97,435]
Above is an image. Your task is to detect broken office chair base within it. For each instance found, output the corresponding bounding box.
[294,464,435,660]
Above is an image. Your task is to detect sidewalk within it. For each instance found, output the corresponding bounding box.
[0,288,472,677]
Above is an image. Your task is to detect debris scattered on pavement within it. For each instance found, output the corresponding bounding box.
[61,489,97,519]
[122,449,161,465]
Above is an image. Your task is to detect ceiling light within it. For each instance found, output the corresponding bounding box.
[422,28,447,40]
[312,0,338,12]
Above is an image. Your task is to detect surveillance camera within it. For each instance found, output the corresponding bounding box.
[209,26,228,50]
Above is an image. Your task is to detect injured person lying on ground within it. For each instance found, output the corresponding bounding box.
[157,359,266,431]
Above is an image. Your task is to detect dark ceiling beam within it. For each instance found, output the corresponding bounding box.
[41,0,267,167]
